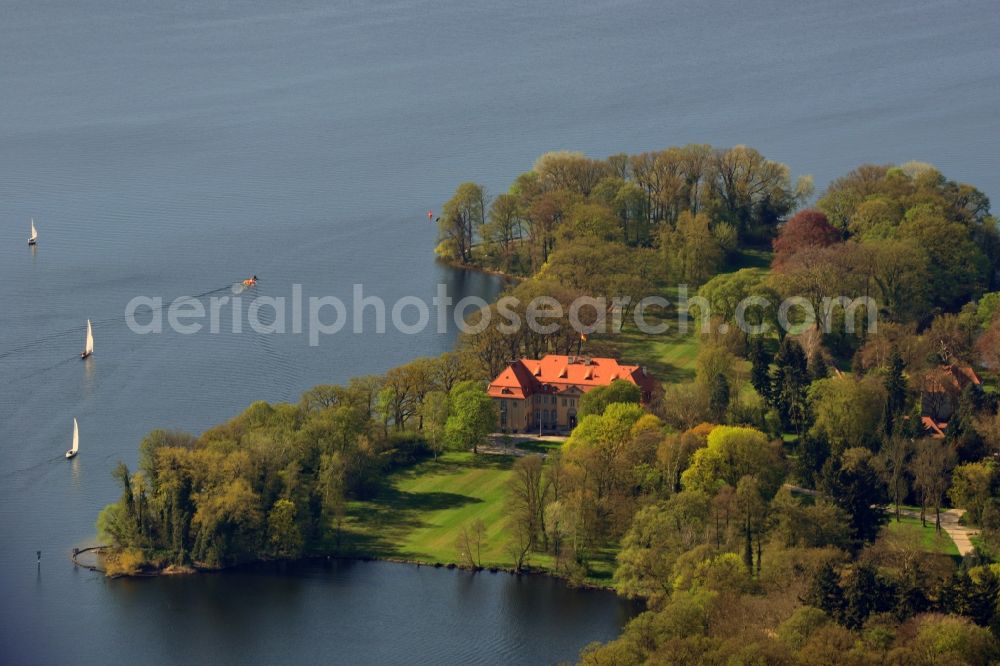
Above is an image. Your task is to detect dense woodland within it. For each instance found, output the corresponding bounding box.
[101,146,1000,664]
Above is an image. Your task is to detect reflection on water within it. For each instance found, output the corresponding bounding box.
[69,455,81,486]
[81,357,96,399]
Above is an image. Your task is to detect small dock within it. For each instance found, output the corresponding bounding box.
[70,545,108,573]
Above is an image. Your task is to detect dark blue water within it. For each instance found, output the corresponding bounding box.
[1,0,998,663]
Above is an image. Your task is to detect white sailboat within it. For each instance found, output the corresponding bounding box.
[67,418,79,459]
[28,219,38,246]
[81,319,94,359]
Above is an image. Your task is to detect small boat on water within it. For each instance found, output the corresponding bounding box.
[28,219,38,246]
[81,319,94,359]
[242,275,258,287]
[67,418,79,459]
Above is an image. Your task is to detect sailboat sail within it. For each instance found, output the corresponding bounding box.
[84,320,94,356]
[29,219,37,242]
[72,418,79,455]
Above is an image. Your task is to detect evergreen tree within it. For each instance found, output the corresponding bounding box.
[708,372,731,423]
[806,561,844,620]
[951,384,987,461]
[771,338,811,435]
[841,564,896,630]
[794,434,831,488]
[749,337,772,403]
[883,350,907,436]
[818,453,889,549]
[808,349,829,382]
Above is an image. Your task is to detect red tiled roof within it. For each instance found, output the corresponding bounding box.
[487,355,655,399]
[923,364,982,394]
[921,416,948,439]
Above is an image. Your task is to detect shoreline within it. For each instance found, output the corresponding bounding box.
[435,256,524,282]
[80,545,619,592]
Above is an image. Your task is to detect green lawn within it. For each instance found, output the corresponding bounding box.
[339,451,617,583]
[610,315,701,385]
[883,515,960,556]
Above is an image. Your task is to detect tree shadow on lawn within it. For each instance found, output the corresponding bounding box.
[613,328,697,384]
[395,451,515,475]
[340,484,484,559]
[380,486,484,512]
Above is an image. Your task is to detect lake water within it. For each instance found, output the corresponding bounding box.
[1,0,998,663]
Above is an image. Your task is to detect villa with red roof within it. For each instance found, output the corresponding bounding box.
[488,355,656,433]
[920,363,982,438]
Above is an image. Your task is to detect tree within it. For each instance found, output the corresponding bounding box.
[883,349,907,436]
[694,344,740,393]
[976,405,1000,455]
[556,202,619,245]
[614,491,710,602]
[735,476,769,574]
[772,491,850,548]
[708,145,804,240]
[749,337,772,403]
[807,349,828,382]
[794,434,830,488]
[697,268,771,328]
[456,519,487,568]
[976,292,1000,327]
[445,384,497,454]
[578,380,642,418]
[533,151,609,196]
[899,615,1000,666]
[681,426,784,498]
[770,338,811,435]
[808,376,886,454]
[318,452,347,549]
[540,237,656,320]
[866,238,929,322]
[190,477,263,567]
[708,373,730,423]
[661,211,723,286]
[818,448,888,548]
[482,193,524,271]
[772,210,840,269]
[911,439,956,532]
[526,189,578,267]
[419,391,450,459]
[267,499,304,560]
[437,182,487,263]
[657,429,708,495]
[564,403,651,536]
[806,561,845,621]
[879,435,910,522]
[948,461,997,527]
[507,455,548,552]
[895,205,988,310]
[975,317,1000,375]
[840,563,896,630]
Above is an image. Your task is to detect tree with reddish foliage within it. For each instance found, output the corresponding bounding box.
[977,316,1000,370]
[772,210,841,269]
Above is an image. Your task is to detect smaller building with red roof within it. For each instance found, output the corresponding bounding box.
[920,363,982,437]
[488,355,656,433]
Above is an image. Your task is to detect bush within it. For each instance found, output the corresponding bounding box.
[103,547,147,576]
[384,431,431,468]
